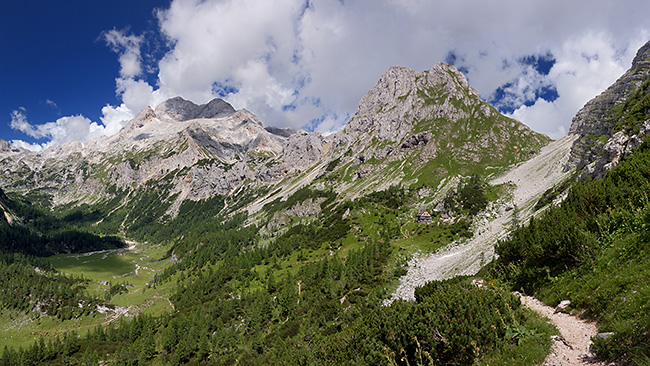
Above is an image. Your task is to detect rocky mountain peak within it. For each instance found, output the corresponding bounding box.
[328,62,549,197]
[632,40,650,68]
[155,97,236,122]
[340,61,538,152]
[566,40,650,178]
[0,139,10,152]
[120,106,156,133]
[0,61,549,221]
[343,63,485,144]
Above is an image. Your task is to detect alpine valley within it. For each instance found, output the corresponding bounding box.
[0,41,649,365]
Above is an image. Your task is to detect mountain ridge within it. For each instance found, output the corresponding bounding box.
[0,62,549,234]
[3,46,650,365]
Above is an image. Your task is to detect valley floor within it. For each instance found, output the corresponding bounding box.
[0,242,174,350]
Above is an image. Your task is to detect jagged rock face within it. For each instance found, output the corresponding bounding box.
[333,63,549,194]
[343,63,481,144]
[0,97,291,209]
[154,97,236,122]
[580,120,650,180]
[0,139,11,152]
[566,40,650,177]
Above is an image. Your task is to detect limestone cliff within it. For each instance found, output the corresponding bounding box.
[566,40,650,179]
[330,63,550,196]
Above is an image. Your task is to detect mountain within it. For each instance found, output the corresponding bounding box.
[328,63,549,196]
[566,40,650,179]
[0,62,560,364]
[2,40,650,365]
[0,63,548,233]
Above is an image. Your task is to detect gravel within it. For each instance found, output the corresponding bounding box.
[384,135,578,304]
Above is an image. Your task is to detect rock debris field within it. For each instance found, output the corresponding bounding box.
[385,135,615,365]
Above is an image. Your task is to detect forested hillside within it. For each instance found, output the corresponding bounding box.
[0,184,556,365]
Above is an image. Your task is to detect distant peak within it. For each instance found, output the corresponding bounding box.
[120,106,156,133]
[155,97,236,122]
[197,98,236,119]
[0,139,10,152]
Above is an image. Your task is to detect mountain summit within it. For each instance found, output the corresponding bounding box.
[154,97,236,122]
[329,63,549,196]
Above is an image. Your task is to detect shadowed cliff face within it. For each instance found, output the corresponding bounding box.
[566,40,650,179]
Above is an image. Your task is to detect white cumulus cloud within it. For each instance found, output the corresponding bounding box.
[10,109,106,150]
[104,29,145,79]
[9,0,650,148]
[510,31,650,138]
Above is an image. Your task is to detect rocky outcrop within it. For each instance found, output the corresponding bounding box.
[154,97,236,122]
[580,120,650,180]
[0,97,289,207]
[566,40,650,178]
[342,63,480,145]
[330,62,549,196]
[280,132,330,173]
[0,139,11,152]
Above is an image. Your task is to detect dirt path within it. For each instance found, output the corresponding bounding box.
[518,294,607,366]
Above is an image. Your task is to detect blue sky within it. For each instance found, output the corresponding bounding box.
[2,0,650,150]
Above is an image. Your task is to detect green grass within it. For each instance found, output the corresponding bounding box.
[489,139,650,363]
[476,306,557,366]
[0,243,175,351]
[394,219,470,253]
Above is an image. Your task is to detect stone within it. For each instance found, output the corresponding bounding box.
[596,332,615,340]
[554,300,571,313]
[566,40,650,178]
[0,139,10,152]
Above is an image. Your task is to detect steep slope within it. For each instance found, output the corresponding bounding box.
[0,64,561,365]
[245,63,550,221]
[0,187,15,223]
[566,40,650,179]
[387,134,576,303]
[0,98,295,216]
[325,63,550,198]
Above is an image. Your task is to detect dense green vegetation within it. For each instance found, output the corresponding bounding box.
[0,178,558,365]
[0,191,125,324]
[444,175,489,216]
[0,252,101,320]
[489,139,650,364]
[313,277,553,365]
[0,198,123,257]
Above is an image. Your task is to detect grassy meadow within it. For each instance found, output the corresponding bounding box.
[0,242,175,351]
